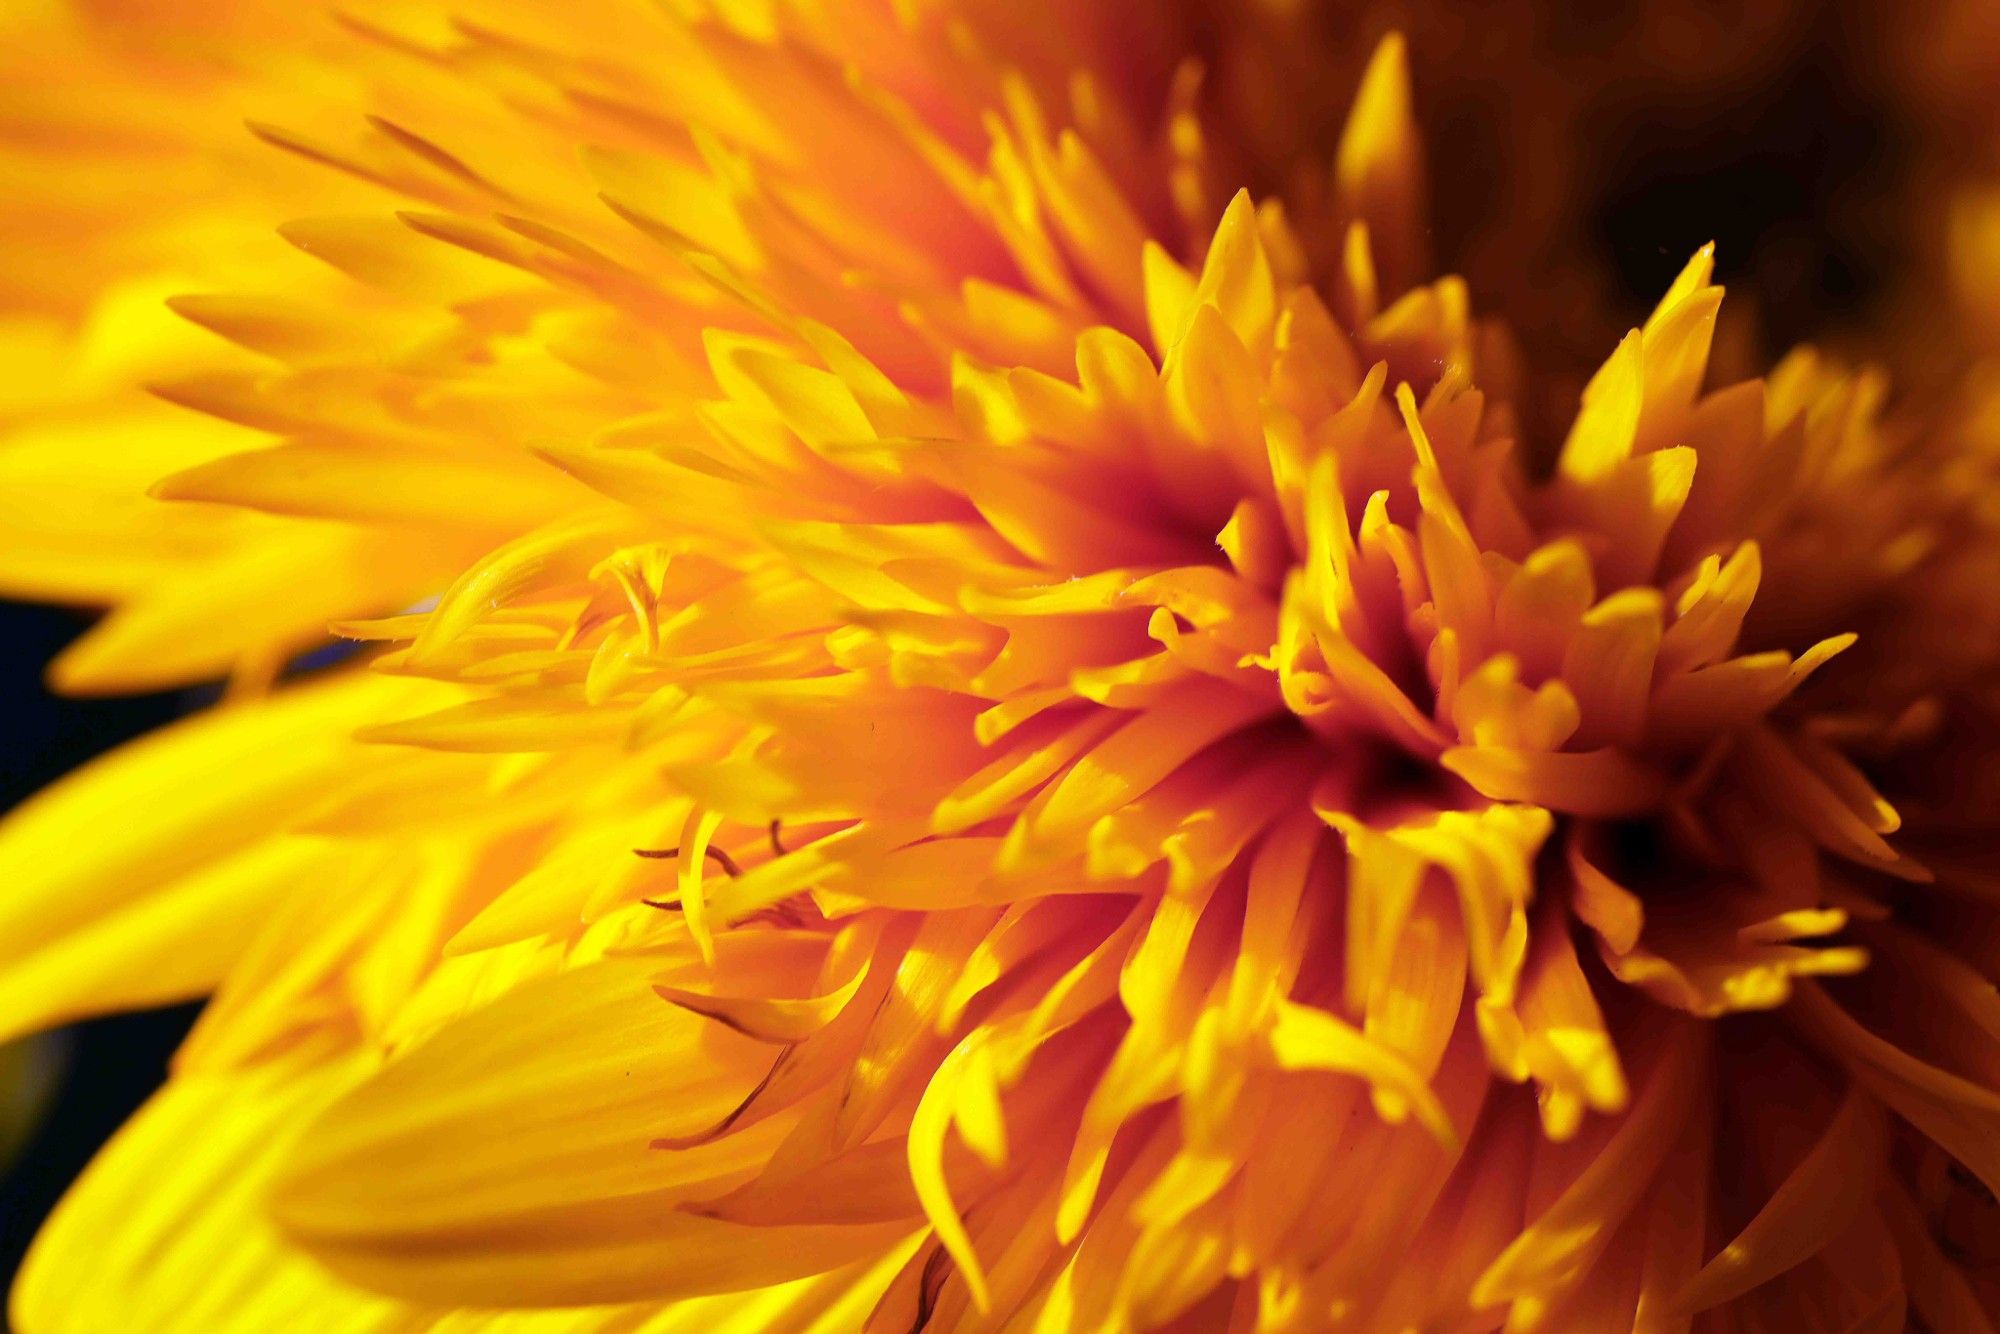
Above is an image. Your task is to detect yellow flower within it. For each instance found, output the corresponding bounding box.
[5,3,2000,1331]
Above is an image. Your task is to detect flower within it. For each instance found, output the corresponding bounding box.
[6,3,2000,1331]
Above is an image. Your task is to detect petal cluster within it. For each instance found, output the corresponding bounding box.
[4,4,2000,1333]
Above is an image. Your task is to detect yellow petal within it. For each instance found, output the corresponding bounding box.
[1558,330,1644,484]
[1333,33,1426,293]
[48,528,444,695]
[1189,190,1276,355]
[1474,1022,1704,1308]
[153,439,578,530]
[271,958,912,1305]
[906,1035,1005,1311]
[654,947,868,1044]
[1265,998,1458,1148]
[1659,541,1760,673]
[0,674,440,1042]
[12,1054,416,1334]
[1562,589,1664,750]
[1142,240,1197,357]
[1003,681,1271,866]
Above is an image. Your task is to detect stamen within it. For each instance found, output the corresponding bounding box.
[633,844,743,876]
[634,843,741,913]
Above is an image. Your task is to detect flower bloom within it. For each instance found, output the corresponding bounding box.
[5,3,2000,1331]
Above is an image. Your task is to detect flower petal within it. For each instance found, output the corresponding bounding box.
[12,1055,416,1334]
[0,674,441,1042]
[1667,1085,1888,1314]
[271,958,913,1306]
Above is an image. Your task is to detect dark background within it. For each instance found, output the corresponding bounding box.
[0,9,1920,1304]
[0,607,202,1284]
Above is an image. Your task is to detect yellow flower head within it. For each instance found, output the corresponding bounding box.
[6,3,2000,1331]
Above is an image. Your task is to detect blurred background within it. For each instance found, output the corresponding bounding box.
[0,0,1992,1299]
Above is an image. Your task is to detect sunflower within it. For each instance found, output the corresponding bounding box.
[6,2,2000,1331]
